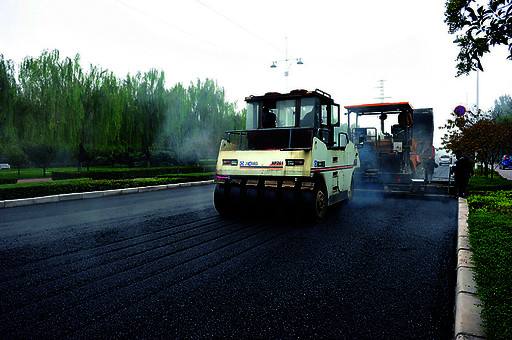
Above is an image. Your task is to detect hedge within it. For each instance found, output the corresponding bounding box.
[0,176,211,200]
[155,172,214,181]
[467,191,512,338]
[0,178,17,185]
[51,165,215,180]
[467,191,512,215]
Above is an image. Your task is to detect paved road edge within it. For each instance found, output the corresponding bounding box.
[0,180,214,209]
[454,197,486,339]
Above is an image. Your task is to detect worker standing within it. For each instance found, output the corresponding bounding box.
[453,153,474,197]
[424,157,438,183]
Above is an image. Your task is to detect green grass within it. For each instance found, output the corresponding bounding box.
[0,167,76,179]
[468,172,512,192]
[0,166,126,179]
[467,191,512,339]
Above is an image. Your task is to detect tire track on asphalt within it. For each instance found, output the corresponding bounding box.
[0,217,240,313]
[0,215,220,284]
[0,221,268,335]
[81,225,291,338]
[65,226,290,339]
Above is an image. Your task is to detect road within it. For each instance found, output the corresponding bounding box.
[0,185,457,338]
[496,166,512,180]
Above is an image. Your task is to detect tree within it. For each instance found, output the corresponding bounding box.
[77,143,90,171]
[0,55,17,142]
[445,0,512,75]
[24,144,56,176]
[5,146,28,176]
[1,49,246,167]
[442,106,511,177]
[491,94,512,122]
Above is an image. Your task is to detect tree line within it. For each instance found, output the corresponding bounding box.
[0,49,245,171]
[442,95,512,177]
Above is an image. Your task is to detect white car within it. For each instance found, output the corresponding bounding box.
[439,155,452,166]
[0,163,11,170]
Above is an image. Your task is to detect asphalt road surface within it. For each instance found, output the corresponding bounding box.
[0,185,458,339]
[496,166,512,180]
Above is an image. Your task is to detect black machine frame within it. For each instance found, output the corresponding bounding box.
[238,89,342,149]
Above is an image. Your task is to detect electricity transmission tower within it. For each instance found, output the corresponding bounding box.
[375,79,391,103]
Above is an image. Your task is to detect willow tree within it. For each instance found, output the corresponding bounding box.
[134,69,167,165]
[2,49,246,167]
[0,55,17,145]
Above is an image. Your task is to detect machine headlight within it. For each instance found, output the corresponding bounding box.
[222,159,238,166]
[285,159,305,166]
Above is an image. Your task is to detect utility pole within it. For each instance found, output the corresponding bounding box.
[476,69,480,113]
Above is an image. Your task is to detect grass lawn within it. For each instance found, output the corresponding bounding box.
[467,173,512,338]
[0,166,117,179]
[0,165,216,180]
[468,171,512,192]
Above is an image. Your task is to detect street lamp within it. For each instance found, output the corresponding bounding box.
[269,37,303,79]
[269,57,304,75]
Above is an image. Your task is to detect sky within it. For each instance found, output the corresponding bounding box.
[1,0,511,146]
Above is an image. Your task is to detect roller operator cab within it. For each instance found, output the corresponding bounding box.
[214,89,360,220]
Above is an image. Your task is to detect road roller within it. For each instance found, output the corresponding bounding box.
[213,89,359,220]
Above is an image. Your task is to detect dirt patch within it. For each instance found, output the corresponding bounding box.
[16,178,52,183]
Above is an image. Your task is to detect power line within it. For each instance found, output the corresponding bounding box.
[194,0,282,52]
[114,0,223,51]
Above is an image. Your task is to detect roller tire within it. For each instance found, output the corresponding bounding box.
[347,177,354,202]
[214,184,232,216]
[303,183,328,221]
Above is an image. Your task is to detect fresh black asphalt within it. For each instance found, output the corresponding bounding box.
[0,185,457,338]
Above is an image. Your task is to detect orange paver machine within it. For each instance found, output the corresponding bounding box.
[344,102,433,190]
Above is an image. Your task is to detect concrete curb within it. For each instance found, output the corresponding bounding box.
[454,197,485,339]
[0,180,214,209]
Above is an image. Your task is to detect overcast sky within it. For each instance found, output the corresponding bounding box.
[1,0,511,146]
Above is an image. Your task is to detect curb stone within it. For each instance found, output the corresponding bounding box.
[455,334,485,340]
[454,197,485,339]
[4,198,35,208]
[58,192,84,201]
[0,180,214,209]
[102,189,122,197]
[121,187,138,195]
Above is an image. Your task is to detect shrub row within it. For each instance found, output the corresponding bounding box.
[0,178,17,185]
[51,165,215,180]
[467,191,512,215]
[0,176,210,200]
[467,191,512,339]
[155,172,214,181]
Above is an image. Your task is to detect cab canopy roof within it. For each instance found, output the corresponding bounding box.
[344,102,413,115]
[245,89,335,104]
